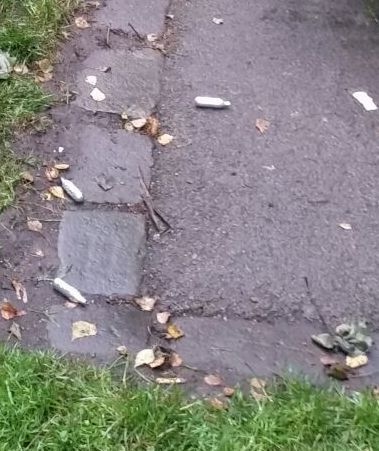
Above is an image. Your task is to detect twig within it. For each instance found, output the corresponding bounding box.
[128,22,144,41]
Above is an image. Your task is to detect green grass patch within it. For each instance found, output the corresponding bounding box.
[0,347,378,450]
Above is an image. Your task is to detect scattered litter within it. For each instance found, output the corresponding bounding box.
[61,177,84,203]
[135,296,156,312]
[262,165,276,171]
[169,352,183,367]
[346,354,368,369]
[121,111,129,120]
[326,362,351,381]
[131,118,147,129]
[212,17,224,25]
[54,163,70,170]
[134,348,155,368]
[75,16,91,29]
[195,96,231,109]
[90,87,106,102]
[0,301,26,320]
[208,397,227,410]
[352,91,377,111]
[144,116,160,137]
[166,14,174,20]
[204,374,223,386]
[156,311,170,324]
[255,118,270,134]
[85,75,97,86]
[45,166,60,181]
[72,321,97,340]
[11,279,28,304]
[64,301,77,309]
[124,122,134,132]
[312,321,372,356]
[35,72,53,83]
[250,377,269,402]
[13,63,29,75]
[223,387,235,397]
[0,51,16,79]
[157,133,173,146]
[149,354,166,369]
[339,223,352,230]
[49,186,65,199]
[96,174,114,192]
[166,323,184,340]
[147,33,158,42]
[53,278,87,305]
[58,146,64,153]
[9,322,22,340]
[117,345,128,356]
[21,171,34,183]
[155,377,186,385]
[27,219,42,233]
[37,58,53,74]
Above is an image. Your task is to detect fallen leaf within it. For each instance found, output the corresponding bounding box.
[250,378,269,402]
[147,33,158,42]
[33,249,44,257]
[339,223,352,230]
[90,87,106,102]
[212,17,224,25]
[21,171,34,183]
[99,66,111,72]
[117,345,128,356]
[37,58,53,74]
[11,279,28,303]
[49,186,65,199]
[35,72,53,83]
[85,75,97,86]
[208,397,227,410]
[250,378,266,390]
[157,133,173,146]
[64,301,77,309]
[1,302,26,320]
[155,377,186,384]
[13,63,29,75]
[144,116,160,137]
[320,355,339,366]
[166,323,184,339]
[134,348,155,368]
[149,355,166,368]
[204,374,223,386]
[72,321,97,340]
[75,16,91,29]
[124,122,134,132]
[121,111,129,120]
[346,354,368,369]
[135,296,156,312]
[223,387,235,397]
[311,333,335,350]
[45,166,60,181]
[9,322,21,340]
[27,219,42,232]
[157,311,170,324]
[169,352,183,367]
[255,118,270,134]
[54,163,70,170]
[131,118,147,129]
[326,363,351,380]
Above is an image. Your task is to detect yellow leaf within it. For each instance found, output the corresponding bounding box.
[346,354,368,369]
[166,322,184,339]
[49,186,65,199]
[72,321,97,340]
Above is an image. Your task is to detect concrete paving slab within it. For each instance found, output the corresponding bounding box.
[58,211,145,296]
[75,49,163,116]
[60,124,152,204]
[95,0,170,35]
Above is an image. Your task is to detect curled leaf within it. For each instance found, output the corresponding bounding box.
[11,279,28,303]
[134,348,155,368]
[250,377,269,402]
[149,355,166,368]
[208,397,227,410]
[21,171,34,183]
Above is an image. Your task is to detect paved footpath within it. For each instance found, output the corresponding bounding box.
[0,0,379,388]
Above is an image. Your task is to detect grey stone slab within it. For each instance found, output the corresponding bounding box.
[96,0,170,35]
[61,124,152,204]
[75,49,163,116]
[58,211,145,296]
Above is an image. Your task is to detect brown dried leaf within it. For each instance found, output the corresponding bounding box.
[208,397,228,410]
[134,348,155,368]
[250,377,269,402]
[169,352,183,367]
[326,363,351,381]
[204,374,223,386]
[54,163,70,170]
[134,296,156,312]
[156,311,170,324]
[1,302,26,321]
[144,116,160,137]
[157,133,173,146]
[72,321,97,340]
[37,58,53,74]
[166,323,184,340]
[346,354,368,369]
[255,118,270,134]
[223,387,235,397]
[9,322,22,340]
[49,186,65,199]
[75,16,91,29]
[45,167,60,181]
[21,171,34,183]
[155,377,186,385]
[27,219,42,232]
[149,355,166,369]
[11,279,28,303]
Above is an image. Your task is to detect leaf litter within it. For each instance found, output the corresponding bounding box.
[45,167,60,181]
[250,377,269,402]
[157,311,170,324]
[9,322,22,341]
[11,279,28,303]
[255,118,270,134]
[157,133,173,146]
[204,374,223,386]
[144,116,160,137]
[27,219,42,233]
[75,17,91,29]
[49,186,65,199]
[1,301,26,320]
[134,348,155,368]
[72,321,97,340]
[155,377,186,385]
[166,323,184,340]
[134,296,156,311]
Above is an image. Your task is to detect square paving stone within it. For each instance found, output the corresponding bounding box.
[75,49,163,117]
[95,0,170,35]
[59,124,152,204]
[58,211,145,296]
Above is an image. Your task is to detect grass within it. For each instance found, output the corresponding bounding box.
[0,0,79,211]
[0,347,377,450]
